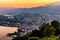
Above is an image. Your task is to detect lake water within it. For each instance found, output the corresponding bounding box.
[0,26,17,40]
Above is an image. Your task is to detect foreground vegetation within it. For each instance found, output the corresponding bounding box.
[11,20,60,40]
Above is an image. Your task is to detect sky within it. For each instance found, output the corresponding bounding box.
[0,0,60,8]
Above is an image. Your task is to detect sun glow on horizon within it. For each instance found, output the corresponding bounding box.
[0,0,60,8]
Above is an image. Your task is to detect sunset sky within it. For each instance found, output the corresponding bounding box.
[0,0,60,8]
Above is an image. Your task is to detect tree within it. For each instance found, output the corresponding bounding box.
[28,37,40,40]
[51,20,60,35]
[57,36,60,40]
[51,20,60,30]
[12,35,29,40]
[30,29,40,37]
[40,24,56,37]
[40,36,57,40]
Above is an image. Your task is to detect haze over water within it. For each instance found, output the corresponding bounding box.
[0,26,17,40]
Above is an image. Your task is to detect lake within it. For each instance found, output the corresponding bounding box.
[0,26,17,40]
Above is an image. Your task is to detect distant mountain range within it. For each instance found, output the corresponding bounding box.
[0,2,60,15]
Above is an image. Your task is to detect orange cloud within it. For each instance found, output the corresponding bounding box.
[0,0,60,8]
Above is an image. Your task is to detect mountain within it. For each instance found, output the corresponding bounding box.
[0,7,15,15]
[49,2,60,6]
[0,2,60,15]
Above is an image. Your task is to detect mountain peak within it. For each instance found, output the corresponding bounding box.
[50,2,60,6]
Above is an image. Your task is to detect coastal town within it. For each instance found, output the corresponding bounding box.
[1,13,54,37]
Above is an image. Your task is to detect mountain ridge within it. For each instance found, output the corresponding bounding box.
[0,2,60,15]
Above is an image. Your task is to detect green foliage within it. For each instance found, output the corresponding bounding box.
[28,37,40,40]
[40,35,59,40]
[51,20,60,35]
[51,20,60,30]
[30,29,40,37]
[12,34,29,40]
[40,24,56,37]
